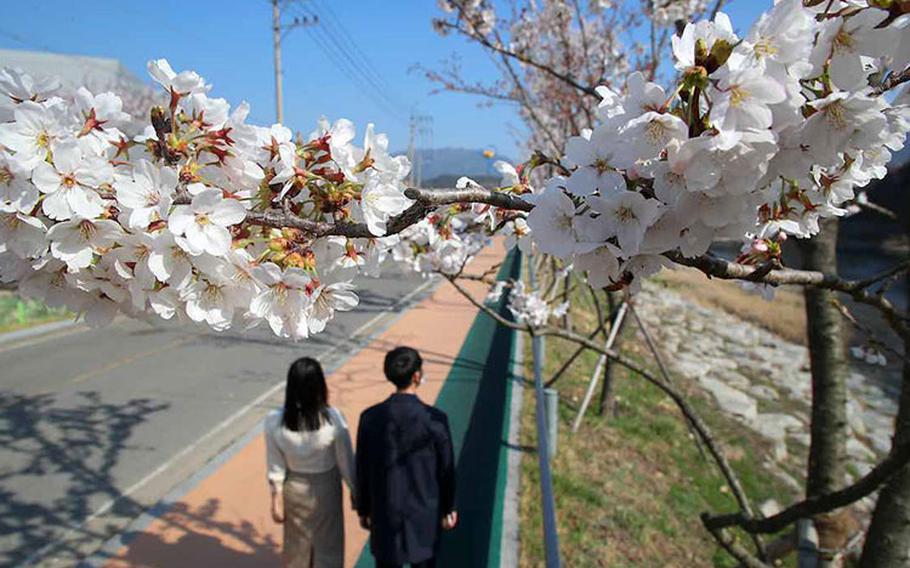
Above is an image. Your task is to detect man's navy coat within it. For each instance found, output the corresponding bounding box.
[355,393,456,564]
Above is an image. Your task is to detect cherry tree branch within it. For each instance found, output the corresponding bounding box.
[437,19,599,98]
[702,438,910,534]
[873,65,910,96]
[442,271,765,555]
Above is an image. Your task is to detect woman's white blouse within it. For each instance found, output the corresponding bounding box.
[264,406,356,494]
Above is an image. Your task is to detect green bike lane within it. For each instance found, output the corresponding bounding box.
[355,248,523,567]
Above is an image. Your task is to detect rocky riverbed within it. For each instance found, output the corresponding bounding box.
[635,279,899,511]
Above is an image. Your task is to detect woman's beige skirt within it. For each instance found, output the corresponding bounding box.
[283,468,344,568]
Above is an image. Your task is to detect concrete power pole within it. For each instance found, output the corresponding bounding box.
[272,0,284,124]
[407,114,416,187]
[271,1,317,125]
[407,112,433,187]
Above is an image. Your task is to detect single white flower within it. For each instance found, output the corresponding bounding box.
[574,242,621,288]
[709,65,786,131]
[147,232,193,287]
[0,155,39,213]
[485,281,507,304]
[586,191,663,257]
[74,87,131,136]
[741,0,816,69]
[493,160,520,186]
[0,212,46,258]
[525,180,578,259]
[503,217,533,254]
[147,59,208,97]
[181,276,240,331]
[0,66,60,106]
[359,179,412,236]
[811,9,893,90]
[564,126,628,196]
[249,262,314,340]
[31,138,111,220]
[672,12,737,72]
[168,185,246,256]
[618,111,688,163]
[114,160,178,229]
[0,100,67,171]
[802,91,886,165]
[45,217,123,270]
[308,280,359,334]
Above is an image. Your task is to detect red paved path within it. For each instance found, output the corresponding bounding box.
[105,240,506,568]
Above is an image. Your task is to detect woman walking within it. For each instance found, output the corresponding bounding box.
[265,357,356,568]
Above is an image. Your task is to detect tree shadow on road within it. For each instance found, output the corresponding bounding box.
[0,390,169,565]
[105,498,280,568]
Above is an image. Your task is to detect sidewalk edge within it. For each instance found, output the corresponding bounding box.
[500,327,525,568]
[77,276,442,568]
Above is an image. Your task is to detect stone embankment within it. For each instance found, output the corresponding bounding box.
[636,280,898,509]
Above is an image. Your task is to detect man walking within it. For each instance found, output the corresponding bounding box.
[356,346,457,567]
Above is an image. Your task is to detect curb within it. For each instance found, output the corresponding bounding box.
[75,276,442,568]
[500,315,525,567]
[0,318,80,347]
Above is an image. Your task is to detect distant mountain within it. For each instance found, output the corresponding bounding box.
[393,147,514,183]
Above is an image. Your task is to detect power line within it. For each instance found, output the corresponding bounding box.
[303,1,405,115]
[311,0,398,99]
[291,3,408,121]
[287,4,407,125]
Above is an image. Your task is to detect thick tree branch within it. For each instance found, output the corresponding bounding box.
[703,439,910,534]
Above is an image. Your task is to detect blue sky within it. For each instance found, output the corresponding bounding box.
[0,0,769,160]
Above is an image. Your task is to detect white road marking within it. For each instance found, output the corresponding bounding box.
[22,276,437,566]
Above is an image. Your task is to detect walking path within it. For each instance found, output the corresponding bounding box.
[96,240,522,568]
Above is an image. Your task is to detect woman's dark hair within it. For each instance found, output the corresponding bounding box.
[384,346,423,389]
[282,357,329,432]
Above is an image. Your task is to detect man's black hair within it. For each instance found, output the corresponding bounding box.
[384,346,423,389]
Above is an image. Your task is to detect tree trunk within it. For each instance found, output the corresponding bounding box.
[598,291,622,416]
[800,218,850,567]
[859,236,910,567]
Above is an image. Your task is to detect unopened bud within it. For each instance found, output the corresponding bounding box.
[150,106,170,134]
[268,238,290,252]
[706,40,734,73]
[694,38,709,65]
[867,0,892,9]
[282,228,304,241]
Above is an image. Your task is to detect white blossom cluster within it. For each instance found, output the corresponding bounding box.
[0,59,465,340]
[486,278,568,327]
[850,344,888,366]
[517,0,910,292]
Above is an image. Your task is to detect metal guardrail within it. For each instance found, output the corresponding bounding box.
[528,253,561,568]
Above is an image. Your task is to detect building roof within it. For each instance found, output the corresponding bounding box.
[0,49,145,90]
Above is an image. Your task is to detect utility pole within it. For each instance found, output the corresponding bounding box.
[271,0,317,124]
[407,114,416,187]
[407,111,433,187]
[272,0,284,124]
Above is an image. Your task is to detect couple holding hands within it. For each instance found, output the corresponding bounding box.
[265,347,457,568]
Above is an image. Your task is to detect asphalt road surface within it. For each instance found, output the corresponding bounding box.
[0,266,433,567]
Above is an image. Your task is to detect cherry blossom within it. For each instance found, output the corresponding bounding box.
[168,185,246,256]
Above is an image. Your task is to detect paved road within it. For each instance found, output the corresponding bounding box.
[0,267,433,567]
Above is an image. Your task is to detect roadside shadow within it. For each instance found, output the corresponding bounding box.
[106,498,280,568]
[0,391,169,566]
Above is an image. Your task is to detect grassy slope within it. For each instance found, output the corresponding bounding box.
[518,285,799,567]
[0,292,70,334]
